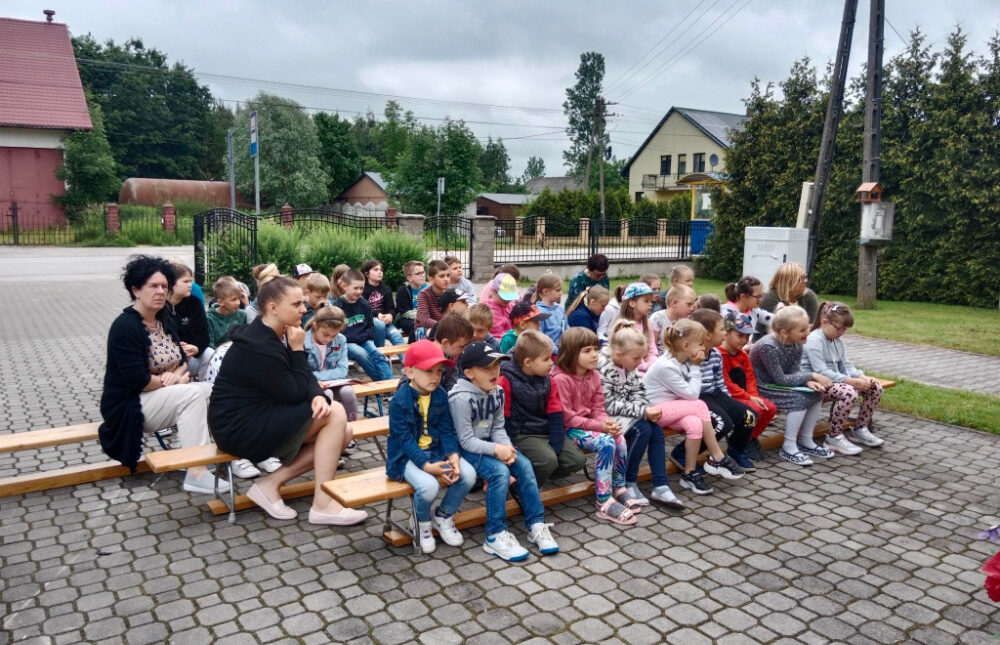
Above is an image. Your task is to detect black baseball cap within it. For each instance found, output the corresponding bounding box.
[458,341,508,369]
[438,288,471,309]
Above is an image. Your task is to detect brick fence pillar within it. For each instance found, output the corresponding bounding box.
[386,206,398,229]
[397,214,425,240]
[105,203,120,235]
[162,202,176,234]
[469,216,496,282]
[281,203,293,228]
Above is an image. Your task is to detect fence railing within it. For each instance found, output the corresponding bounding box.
[494,215,691,265]
[258,205,390,236]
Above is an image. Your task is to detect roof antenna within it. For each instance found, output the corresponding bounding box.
[43,9,55,22]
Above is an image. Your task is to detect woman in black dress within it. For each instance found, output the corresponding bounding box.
[208,274,367,526]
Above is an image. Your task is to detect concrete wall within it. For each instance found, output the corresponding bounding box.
[515,260,696,283]
[0,127,65,149]
[628,112,727,203]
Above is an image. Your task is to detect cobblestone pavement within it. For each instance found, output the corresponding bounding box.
[2,247,1000,644]
[842,335,1000,396]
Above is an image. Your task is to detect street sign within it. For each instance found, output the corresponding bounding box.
[250,111,258,158]
[437,177,445,195]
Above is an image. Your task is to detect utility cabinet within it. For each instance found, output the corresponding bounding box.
[742,227,809,287]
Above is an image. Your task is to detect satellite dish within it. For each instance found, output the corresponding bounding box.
[709,153,719,170]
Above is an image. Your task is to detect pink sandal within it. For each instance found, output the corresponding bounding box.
[596,498,637,526]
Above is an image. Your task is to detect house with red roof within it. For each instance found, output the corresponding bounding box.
[0,11,92,231]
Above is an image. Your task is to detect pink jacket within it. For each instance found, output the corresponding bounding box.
[485,295,515,338]
[551,365,609,432]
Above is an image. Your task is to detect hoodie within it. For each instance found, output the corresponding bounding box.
[550,365,609,432]
[208,318,323,462]
[447,378,510,455]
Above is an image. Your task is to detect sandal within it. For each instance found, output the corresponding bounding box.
[595,498,637,526]
[614,488,644,512]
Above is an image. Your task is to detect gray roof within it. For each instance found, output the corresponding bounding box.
[478,192,536,205]
[524,176,583,194]
[622,107,747,175]
[364,171,387,191]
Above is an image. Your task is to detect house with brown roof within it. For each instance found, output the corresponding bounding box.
[0,11,92,230]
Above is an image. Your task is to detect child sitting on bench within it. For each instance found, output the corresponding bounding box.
[304,306,357,423]
[387,340,476,554]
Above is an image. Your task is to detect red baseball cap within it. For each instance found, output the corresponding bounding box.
[403,339,454,370]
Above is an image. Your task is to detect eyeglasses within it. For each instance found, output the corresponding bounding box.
[411,271,425,276]
[750,293,763,300]
[830,322,847,333]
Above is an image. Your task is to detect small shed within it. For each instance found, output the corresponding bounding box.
[472,193,537,221]
[335,171,389,215]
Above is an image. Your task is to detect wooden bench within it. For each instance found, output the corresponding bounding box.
[378,344,410,358]
[353,378,399,416]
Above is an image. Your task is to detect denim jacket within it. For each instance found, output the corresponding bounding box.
[303,330,349,381]
[386,382,460,481]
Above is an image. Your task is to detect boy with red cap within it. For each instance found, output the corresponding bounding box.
[387,340,476,555]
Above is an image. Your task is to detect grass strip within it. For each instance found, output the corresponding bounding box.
[871,373,1000,435]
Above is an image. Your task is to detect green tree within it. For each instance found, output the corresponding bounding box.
[480,137,511,189]
[379,100,417,170]
[55,93,120,219]
[390,119,483,215]
[231,92,329,208]
[199,102,234,180]
[522,156,546,183]
[73,35,220,180]
[563,52,607,175]
[315,112,362,199]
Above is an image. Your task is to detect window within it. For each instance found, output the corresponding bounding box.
[693,153,706,172]
[659,155,671,176]
[635,191,644,201]
[677,154,687,176]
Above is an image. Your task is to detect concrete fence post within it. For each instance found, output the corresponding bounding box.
[162,202,176,234]
[105,203,120,235]
[579,218,590,247]
[657,219,668,244]
[469,216,496,282]
[281,203,293,228]
[621,219,630,244]
[397,214,425,240]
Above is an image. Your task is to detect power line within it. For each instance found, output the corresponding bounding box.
[885,15,907,44]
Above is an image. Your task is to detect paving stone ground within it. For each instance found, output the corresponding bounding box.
[2,246,1000,644]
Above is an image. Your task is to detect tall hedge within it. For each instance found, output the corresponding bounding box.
[702,29,1000,308]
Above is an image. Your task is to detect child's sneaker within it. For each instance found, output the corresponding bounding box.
[483,530,529,562]
[745,438,764,461]
[679,470,713,495]
[430,510,464,547]
[825,433,862,455]
[342,440,358,455]
[797,443,835,459]
[231,459,261,479]
[411,515,436,554]
[847,425,884,447]
[703,455,744,480]
[726,447,756,473]
[778,448,813,466]
[527,523,560,555]
[649,484,685,509]
[625,483,650,507]
[256,457,282,473]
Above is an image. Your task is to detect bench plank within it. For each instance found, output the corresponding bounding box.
[145,444,235,473]
[321,468,412,507]
[350,416,389,440]
[0,459,150,497]
[378,344,409,357]
[353,379,399,397]
[0,423,100,454]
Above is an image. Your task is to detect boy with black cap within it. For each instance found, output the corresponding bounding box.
[499,302,551,353]
[387,340,476,555]
[448,341,560,561]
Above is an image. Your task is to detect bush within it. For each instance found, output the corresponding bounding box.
[301,228,366,277]
[255,221,302,276]
[369,230,429,289]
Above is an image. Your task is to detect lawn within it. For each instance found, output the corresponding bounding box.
[597,275,1000,357]
[872,373,1000,436]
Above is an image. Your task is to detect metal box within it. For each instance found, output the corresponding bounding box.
[742,227,809,287]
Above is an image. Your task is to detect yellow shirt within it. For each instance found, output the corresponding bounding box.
[417,394,432,450]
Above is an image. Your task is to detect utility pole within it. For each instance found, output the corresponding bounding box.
[226,129,235,210]
[804,0,858,276]
[857,0,884,309]
[598,98,606,226]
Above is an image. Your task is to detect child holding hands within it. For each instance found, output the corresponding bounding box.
[449,342,560,561]
[551,327,635,525]
[387,340,476,554]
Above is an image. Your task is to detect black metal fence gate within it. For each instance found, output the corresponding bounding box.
[423,215,474,275]
[193,208,258,288]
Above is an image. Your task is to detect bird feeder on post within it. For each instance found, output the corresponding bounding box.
[856,182,894,245]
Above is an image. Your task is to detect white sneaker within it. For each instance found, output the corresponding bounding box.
[183,469,231,495]
[848,425,884,447]
[256,457,282,473]
[431,511,464,547]
[825,433,863,456]
[231,459,261,479]
[527,523,559,555]
[649,485,685,510]
[483,530,529,562]
[342,440,358,455]
[411,515,436,554]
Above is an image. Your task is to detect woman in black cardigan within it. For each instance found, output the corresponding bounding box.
[99,255,224,494]
[209,274,367,526]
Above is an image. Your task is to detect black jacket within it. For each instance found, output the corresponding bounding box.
[499,360,564,451]
[363,282,395,317]
[165,296,209,357]
[330,296,375,345]
[208,318,323,462]
[99,306,186,470]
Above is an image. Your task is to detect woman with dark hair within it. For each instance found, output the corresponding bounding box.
[99,255,225,494]
[208,274,367,526]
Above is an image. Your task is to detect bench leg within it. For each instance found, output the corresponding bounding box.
[213,462,237,524]
[372,436,386,460]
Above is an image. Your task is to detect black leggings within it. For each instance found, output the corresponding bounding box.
[700,391,756,453]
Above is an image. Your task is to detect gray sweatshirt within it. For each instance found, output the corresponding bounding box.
[801,328,863,382]
[447,378,511,455]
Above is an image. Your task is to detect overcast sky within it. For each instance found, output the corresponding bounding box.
[8,1,1000,177]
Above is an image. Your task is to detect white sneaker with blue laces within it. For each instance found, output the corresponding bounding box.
[527,523,559,555]
[483,530,529,562]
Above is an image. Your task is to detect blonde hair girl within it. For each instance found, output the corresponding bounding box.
[303,306,357,422]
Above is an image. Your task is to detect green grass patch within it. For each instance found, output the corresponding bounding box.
[872,373,1000,435]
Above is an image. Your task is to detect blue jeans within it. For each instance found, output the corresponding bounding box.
[373,318,406,347]
[625,419,668,487]
[463,451,545,536]
[403,458,476,522]
[347,340,393,381]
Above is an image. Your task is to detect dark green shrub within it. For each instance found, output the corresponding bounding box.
[301,227,366,276]
[256,221,303,276]
[368,230,429,289]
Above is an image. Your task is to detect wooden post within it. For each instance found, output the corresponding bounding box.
[857,0,884,309]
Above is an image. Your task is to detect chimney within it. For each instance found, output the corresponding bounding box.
[43,9,55,22]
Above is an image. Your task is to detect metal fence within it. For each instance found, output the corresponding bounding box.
[494,214,691,265]
[1,201,76,245]
[423,215,474,273]
[258,206,390,236]
[0,201,193,246]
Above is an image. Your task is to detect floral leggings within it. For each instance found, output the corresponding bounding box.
[824,380,883,436]
[566,428,627,504]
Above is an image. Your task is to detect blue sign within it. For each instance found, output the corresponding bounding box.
[250,111,258,158]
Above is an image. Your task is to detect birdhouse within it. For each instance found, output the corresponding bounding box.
[860,201,894,243]
[855,182,882,203]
